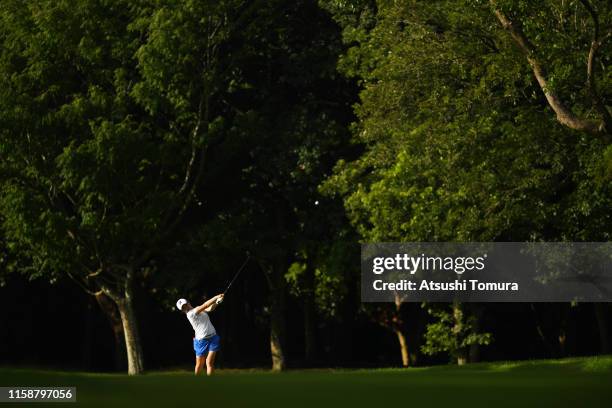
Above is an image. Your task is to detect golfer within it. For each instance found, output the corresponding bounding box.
[176,294,224,375]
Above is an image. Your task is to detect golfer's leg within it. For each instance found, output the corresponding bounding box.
[195,356,205,375]
[206,351,217,376]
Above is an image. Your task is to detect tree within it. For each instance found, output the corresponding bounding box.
[0,0,234,374]
[190,0,356,370]
[286,239,355,365]
[421,302,492,365]
[322,0,612,363]
[365,293,411,367]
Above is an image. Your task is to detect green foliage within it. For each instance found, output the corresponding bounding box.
[285,244,349,319]
[190,0,357,319]
[323,0,612,245]
[322,0,612,363]
[421,303,492,362]
[0,0,235,294]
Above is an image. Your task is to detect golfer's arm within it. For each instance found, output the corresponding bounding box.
[204,303,218,313]
[194,295,220,314]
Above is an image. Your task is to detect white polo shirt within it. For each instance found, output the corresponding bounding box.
[186,309,217,340]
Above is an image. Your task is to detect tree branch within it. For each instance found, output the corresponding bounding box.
[99,282,122,304]
[177,95,204,197]
[66,269,103,297]
[490,0,609,137]
[132,15,226,269]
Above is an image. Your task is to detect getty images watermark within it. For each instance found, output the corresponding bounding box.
[361,243,612,302]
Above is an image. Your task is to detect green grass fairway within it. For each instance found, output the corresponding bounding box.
[1,356,611,407]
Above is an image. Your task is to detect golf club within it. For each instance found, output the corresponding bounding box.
[215,254,251,304]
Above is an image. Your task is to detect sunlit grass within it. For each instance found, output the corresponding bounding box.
[1,356,611,407]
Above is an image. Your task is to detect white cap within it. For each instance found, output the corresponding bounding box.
[176,298,188,311]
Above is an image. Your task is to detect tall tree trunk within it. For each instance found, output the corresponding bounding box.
[266,207,290,371]
[270,290,286,371]
[453,301,467,365]
[269,261,287,371]
[116,287,144,375]
[303,264,316,365]
[594,303,610,354]
[395,329,409,367]
[392,293,409,367]
[95,293,126,371]
[469,304,482,363]
[456,351,468,366]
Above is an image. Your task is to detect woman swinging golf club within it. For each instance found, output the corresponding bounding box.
[176,294,224,375]
[177,255,250,375]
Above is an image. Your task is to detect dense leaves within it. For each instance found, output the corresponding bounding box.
[322,0,612,362]
[0,0,610,371]
[323,0,612,244]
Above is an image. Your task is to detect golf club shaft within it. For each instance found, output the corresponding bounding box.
[224,255,250,295]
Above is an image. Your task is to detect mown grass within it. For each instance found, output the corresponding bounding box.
[1,356,611,407]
